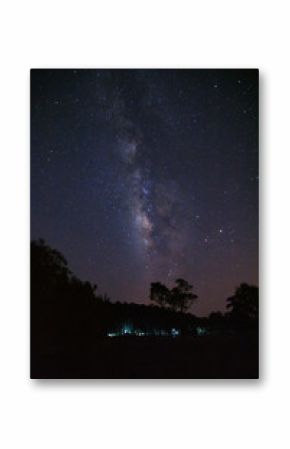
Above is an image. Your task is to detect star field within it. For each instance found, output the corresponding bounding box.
[31,69,258,315]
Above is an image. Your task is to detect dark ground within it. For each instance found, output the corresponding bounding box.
[31,333,259,379]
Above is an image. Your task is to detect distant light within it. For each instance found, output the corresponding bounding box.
[122,325,133,335]
[107,332,118,337]
[171,328,180,336]
[196,327,207,336]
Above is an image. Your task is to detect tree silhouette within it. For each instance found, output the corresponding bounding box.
[31,239,99,356]
[150,278,198,312]
[150,282,170,307]
[170,278,198,312]
[226,283,258,323]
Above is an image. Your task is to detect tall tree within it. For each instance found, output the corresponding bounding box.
[150,282,170,307]
[170,278,198,312]
[150,279,197,312]
[226,283,258,322]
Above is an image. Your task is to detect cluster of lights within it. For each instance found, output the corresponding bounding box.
[107,327,181,337]
[107,326,208,337]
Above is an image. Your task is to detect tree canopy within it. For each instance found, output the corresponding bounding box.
[150,278,198,312]
[226,283,258,323]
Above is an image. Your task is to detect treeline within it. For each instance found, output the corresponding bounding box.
[31,239,258,356]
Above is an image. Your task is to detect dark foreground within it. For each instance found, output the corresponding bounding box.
[31,333,258,379]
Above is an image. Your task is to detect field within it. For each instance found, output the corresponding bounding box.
[31,333,258,379]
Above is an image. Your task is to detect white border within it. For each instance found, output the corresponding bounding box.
[0,1,289,448]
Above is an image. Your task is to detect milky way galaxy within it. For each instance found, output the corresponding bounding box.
[31,69,258,315]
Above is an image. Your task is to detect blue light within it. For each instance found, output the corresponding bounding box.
[196,326,207,336]
[122,324,133,335]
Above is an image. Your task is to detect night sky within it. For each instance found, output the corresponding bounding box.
[31,69,258,316]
